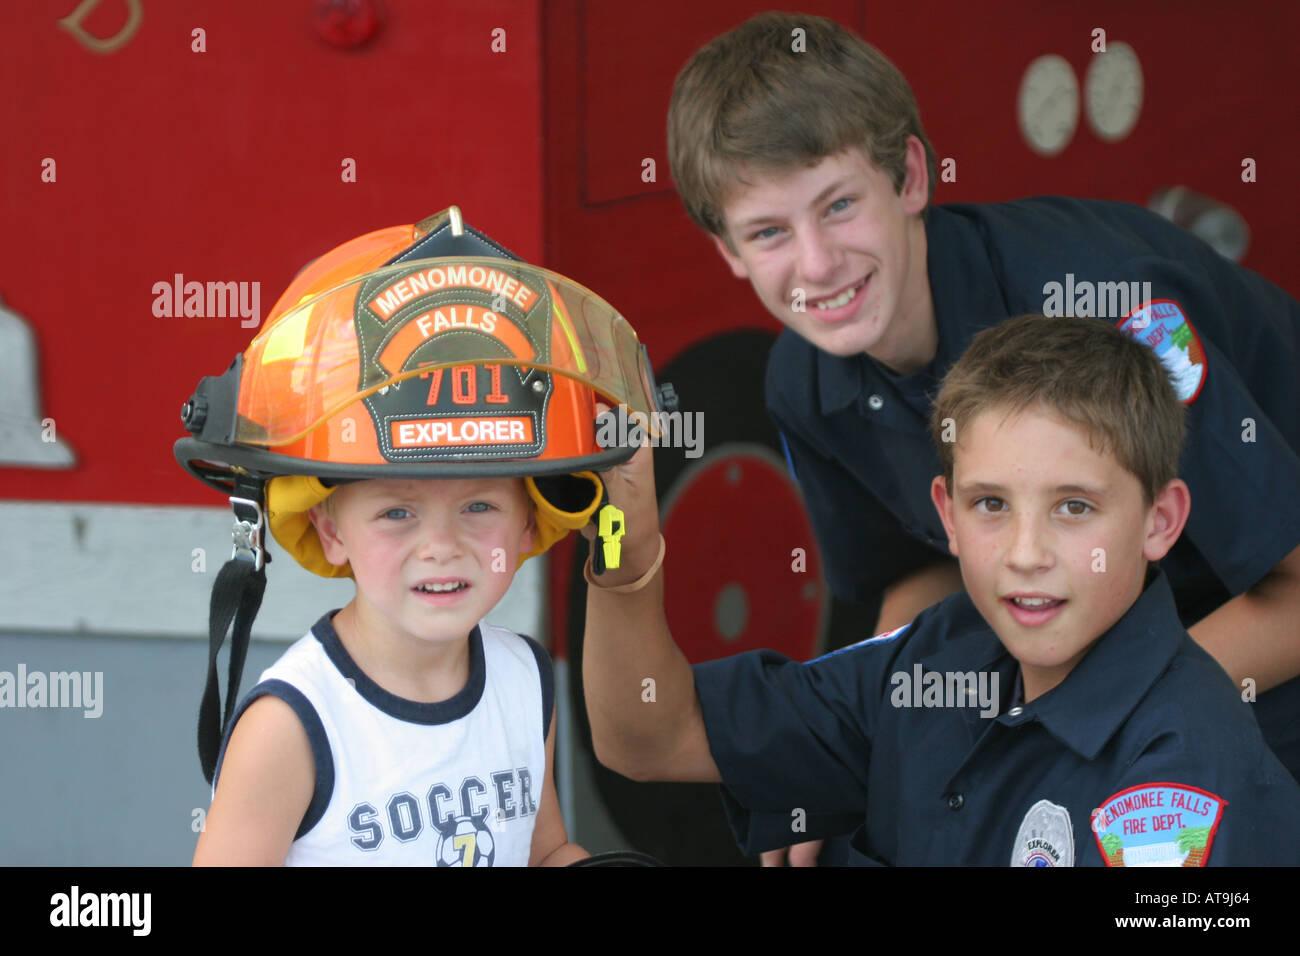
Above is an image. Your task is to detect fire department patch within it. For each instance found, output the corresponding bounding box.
[1091,783,1225,867]
[1011,799,1074,867]
[1117,300,1207,404]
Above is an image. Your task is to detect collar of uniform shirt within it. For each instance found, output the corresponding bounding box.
[816,345,863,414]
[1025,570,1183,760]
[814,204,1010,416]
[922,571,1184,759]
[924,203,1023,367]
[993,572,1190,759]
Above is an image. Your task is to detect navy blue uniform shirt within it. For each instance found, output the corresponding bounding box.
[692,572,1300,865]
[766,196,1300,775]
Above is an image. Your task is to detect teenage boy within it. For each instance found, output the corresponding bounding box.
[665,12,1300,786]
[581,315,1300,865]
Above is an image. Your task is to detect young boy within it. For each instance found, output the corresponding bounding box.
[666,12,1300,788]
[582,315,1300,865]
[176,208,652,865]
[196,472,578,866]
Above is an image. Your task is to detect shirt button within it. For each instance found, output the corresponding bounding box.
[1008,706,1024,717]
[948,793,964,811]
[867,394,884,411]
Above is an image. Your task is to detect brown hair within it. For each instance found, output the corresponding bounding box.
[667,11,937,245]
[930,316,1186,504]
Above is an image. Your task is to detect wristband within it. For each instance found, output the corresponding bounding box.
[584,534,665,593]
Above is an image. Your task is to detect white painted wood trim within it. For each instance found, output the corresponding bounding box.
[0,502,545,643]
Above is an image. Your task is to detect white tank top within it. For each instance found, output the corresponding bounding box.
[216,612,551,866]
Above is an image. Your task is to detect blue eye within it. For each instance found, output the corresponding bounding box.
[750,226,780,242]
[466,502,494,514]
[382,508,411,520]
[828,197,854,214]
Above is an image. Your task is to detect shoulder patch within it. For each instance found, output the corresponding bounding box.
[865,622,911,645]
[805,622,911,665]
[1011,799,1074,867]
[1117,300,1207,404]
[1091,783,1226,867]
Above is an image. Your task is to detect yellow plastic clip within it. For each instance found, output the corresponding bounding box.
[597,503,625,571]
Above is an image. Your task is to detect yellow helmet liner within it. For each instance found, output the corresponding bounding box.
[266,471,605,578]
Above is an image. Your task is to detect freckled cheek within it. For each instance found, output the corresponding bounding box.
[363,547,404,576]
[949,528,997,591]
[459,524,513,560]
[1066,539,1103,574]
[766,267,791,297]
[955,525,1001,564]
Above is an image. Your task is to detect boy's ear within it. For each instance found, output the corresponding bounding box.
[520,508,538,556]
[900,134,930,215]
[309,505,350,567]
[711,232,750,280]
[1142,478,1191,562]
[930,474,959,557]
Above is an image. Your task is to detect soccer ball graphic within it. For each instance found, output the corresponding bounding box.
[436,815,495,867]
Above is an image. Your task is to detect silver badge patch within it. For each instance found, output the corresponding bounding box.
[1011,799,1074,867]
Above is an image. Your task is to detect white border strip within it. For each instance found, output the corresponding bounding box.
[0,501,543,642]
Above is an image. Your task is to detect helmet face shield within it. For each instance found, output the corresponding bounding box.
[232,257,654,465]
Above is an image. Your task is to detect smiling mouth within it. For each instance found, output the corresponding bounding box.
[1002,595,1068,626]
[811,276,868,310]
[414,582,468,594]
[1007,596,1064,609]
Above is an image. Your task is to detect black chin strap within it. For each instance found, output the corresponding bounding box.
[198,478,270,784]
